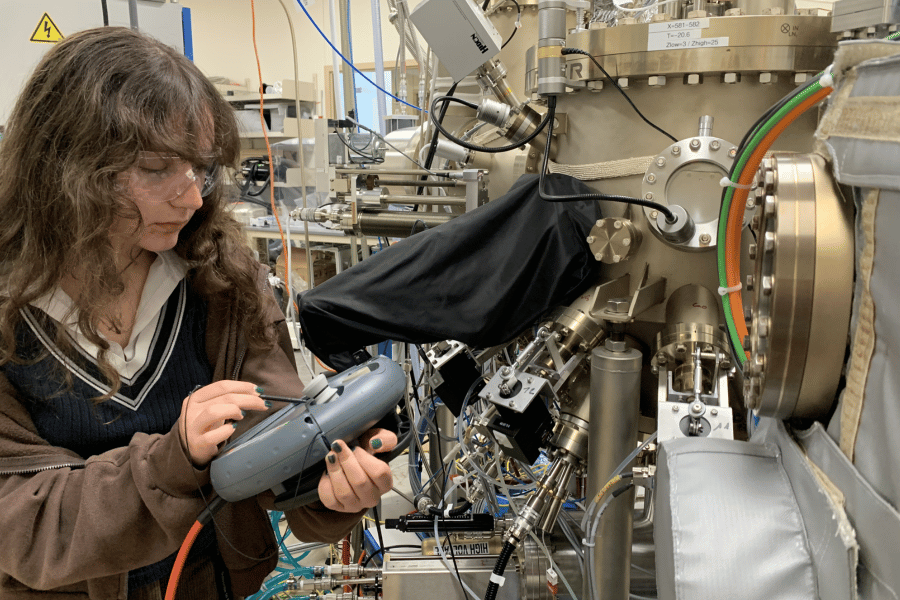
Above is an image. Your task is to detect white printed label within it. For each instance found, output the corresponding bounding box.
[647,35,729,51]
[647,18,709,33]
[432,542,492,556]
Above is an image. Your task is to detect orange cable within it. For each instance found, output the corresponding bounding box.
[164,520,204,600]
[315,356,337,373]
[722,87,833,352]
[250,1,301,317]
[342,536,352,593]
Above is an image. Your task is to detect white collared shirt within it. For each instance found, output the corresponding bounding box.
[29,251,189,379]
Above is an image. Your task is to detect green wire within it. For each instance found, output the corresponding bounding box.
[888,31,900,40]
[716,80,826,365]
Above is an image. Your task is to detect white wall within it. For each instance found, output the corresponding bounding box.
[180,0,422,102]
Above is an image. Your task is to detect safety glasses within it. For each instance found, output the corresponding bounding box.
[127,152,220,204]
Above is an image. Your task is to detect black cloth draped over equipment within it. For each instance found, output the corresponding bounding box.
[297,174,604,370]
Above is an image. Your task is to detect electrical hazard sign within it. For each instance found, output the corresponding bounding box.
[30,13,64,44]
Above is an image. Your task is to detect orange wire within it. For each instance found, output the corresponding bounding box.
[722,87,832,353]
[164,520,204,600]
[250,0,301,317]
[315,356,337,373]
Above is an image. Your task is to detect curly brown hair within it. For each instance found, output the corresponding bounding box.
[0,27,273,398]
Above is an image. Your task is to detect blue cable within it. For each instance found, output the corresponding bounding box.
[293,0,424,113]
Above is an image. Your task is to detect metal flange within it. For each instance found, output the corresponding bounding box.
[744,153,853,420]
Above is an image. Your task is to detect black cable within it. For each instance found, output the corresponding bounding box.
[482,0,491,9]
[430,96,554,154]
[409,219,429,237]
[371,506,386,567]
[100,0,109,26]
[437,96,479,111]
[561,48,677,143]
[417,81,460,205]
[484,541,515,600]
[537,96,677,222]
[500,0,522,49]
[361,544,423,568]
[334,130,384,163]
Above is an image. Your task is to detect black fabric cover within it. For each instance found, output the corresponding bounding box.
[297,174,603,369]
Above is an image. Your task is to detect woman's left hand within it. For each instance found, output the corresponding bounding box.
[318,428,397,513]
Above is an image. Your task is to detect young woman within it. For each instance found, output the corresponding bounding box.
[0,27,394,599]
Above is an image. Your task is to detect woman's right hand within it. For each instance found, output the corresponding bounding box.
[178,381,269,467]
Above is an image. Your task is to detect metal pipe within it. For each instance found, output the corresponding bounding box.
[336,168,459,175]
[338,1,357,120]
[329,0,345,118]
[371,179,460,188]
[128,0,139,31]
[356,211,452,237]
[370,0,388,135]
[698,115,714,137]
[380,196,466,206]
[587,342,642,600]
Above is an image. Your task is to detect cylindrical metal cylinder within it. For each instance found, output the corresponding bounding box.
[587,343,642,600]
[538,0,568,97]
[665,284,720,328]
[356,211,452,237]
[477,98,513,129]
[434,139,473,165]
[698,115,714,137]
[380,195,466,207]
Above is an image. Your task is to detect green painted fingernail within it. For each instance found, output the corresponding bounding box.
[371,439,382,450]
[331,441,342,453]
[264,401,272,408]
[240,410,246,418]
[256,386,265,394]
[232,422,238,428]
[327,454,336,464]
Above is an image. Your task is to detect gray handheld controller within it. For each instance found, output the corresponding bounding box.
[210,356,406,507]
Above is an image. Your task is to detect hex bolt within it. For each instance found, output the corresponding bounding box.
[762,276,774,295]
[647,174,657,184]
[749,243,757,259]
[672,146,681,156]
[613,254,621,262]
[711,408,719,416]
[622,237,631,246]
[508,400,516,407]
[650,210,659,220]
[672,405,680,413]
[656,157,667,167]
[689,139,701,151]
[527,377,533,384]
[614,220,624,229]
[710,141,721,151]
[586,236,596,244]
[729,148,737,157]
[746,274,755,290]
[699,233,711,245]
[486,392,493,399]
[645,193,654,200]
[594,252,604,261]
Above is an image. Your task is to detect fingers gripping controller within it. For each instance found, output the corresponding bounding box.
[209,357,405,507]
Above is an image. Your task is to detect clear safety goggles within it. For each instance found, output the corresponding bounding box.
[127,152,220,204]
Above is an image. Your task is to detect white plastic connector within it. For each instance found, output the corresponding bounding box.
[719,176,754,190]
[819,64,835,89]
